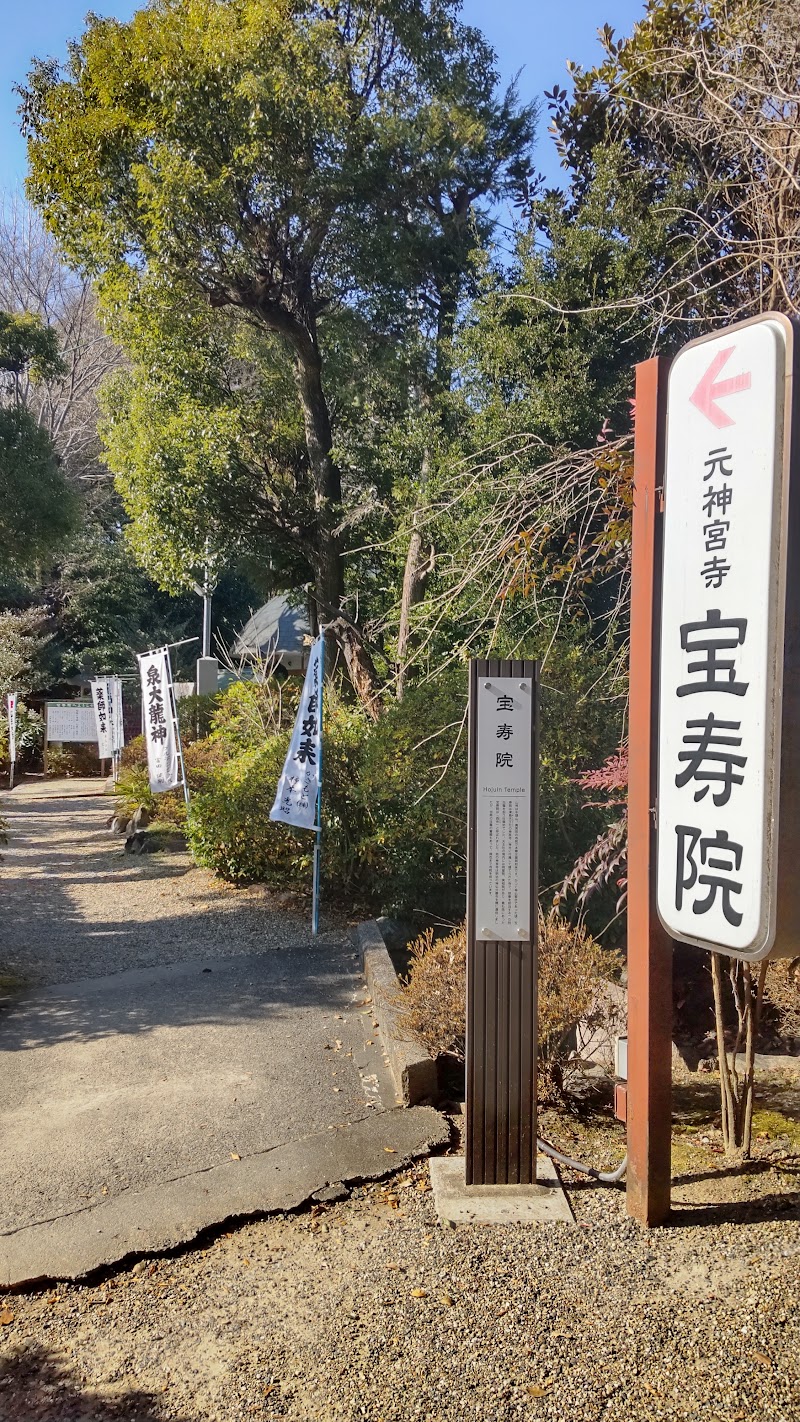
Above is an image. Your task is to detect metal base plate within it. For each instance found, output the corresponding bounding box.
[429,1155,574,1225]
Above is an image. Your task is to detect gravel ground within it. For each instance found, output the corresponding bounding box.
[0,786,344,987]
[1,1131,799,1422]
[2,783,799,1420]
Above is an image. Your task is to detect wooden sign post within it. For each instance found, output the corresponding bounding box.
[465,659,539,1186]
[628,314,799,1225]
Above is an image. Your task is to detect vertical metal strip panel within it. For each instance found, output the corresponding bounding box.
[466,660,482,1185]
[483,941,498,1183]
[776,320,800,951]
[466,657,538,1185]
[507,940,521,1184]
[627,357,673,1226]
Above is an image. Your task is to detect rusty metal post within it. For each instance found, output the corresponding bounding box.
[626,356,673,1227]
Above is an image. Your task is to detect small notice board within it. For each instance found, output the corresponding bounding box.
[46,701,98,744]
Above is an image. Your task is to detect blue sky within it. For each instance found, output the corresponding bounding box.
[0,0,647,194]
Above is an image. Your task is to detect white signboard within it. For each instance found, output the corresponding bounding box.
[7,692,17,764]
[90,679,114,759]
[138,649,181,793]
[47,701,98,744]
[270,638,323,832]
[656,316,790,959]
[474,675,533,940]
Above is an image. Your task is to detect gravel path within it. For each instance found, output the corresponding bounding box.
[2,782,799,1420]
[1,1139,799,1422]
[0,783,343,987]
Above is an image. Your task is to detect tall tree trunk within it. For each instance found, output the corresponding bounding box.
[291,342,384,716]
[396,450,435,700]
[329,615,383,722]
[291,345,343,617]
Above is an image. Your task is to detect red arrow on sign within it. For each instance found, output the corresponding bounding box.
[689,346,751,428]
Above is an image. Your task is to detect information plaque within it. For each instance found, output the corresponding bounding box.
[474,675,533,940]
[46,701,98,744]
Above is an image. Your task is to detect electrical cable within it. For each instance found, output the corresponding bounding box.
[536,1135,628,1184]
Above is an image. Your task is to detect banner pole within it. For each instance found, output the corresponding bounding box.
[165,646,191,811]
[312,633,325,937]
[7,694,16,790]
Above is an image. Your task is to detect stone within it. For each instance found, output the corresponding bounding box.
[428,1155,575,1226]
[312,1184,349,1204]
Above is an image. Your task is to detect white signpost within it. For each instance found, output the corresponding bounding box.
[137,649,186,798]
[90,679,115,760]
[656,315,794,961]
[6,692,17,788]
[474,675,534,941]
[109,677,125,757]
[465,659,538,1186]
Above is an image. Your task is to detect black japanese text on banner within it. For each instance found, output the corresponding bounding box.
[137,649,181,793]
[7,692,17,764]
[108,677,125,755]
[90,679,115,759]
[270,638,323,832]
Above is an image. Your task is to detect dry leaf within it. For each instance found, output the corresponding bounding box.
[263,1383,279,1396]
[439,1294,455,1307]
[366,1039,374,1046]
[230,1152,241,1161]
[411,1288,428,1298]
[752,1352,772,1367]
[383,1147,397,1154]
[527,1384,551,1397]
[0,1310,14,1326]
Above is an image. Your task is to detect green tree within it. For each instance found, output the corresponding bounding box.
[21,0,535,706]
[549,0,800,327]
[0,310,78,575]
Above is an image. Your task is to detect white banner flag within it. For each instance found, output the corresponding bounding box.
[7,692,17,764]
[108,677,125,755]
[270,638,323,831]
[137,649,181,793]
[90,679,115,759]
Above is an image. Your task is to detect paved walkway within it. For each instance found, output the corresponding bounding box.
[0,782,445,1285]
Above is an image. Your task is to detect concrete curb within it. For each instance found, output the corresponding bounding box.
[0,1105,449,1288]
[354,920,438,1107]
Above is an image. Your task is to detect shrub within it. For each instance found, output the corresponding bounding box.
[210,677,301,756]
[392,924,467,1061]
[177,692,219,744]
[115,734,226,827]
[393,912,622,1101]
[45,743,101,778]
[345,676,467,918]
[0,702,44,773]
[187,739,312,886]
[186,678,467,914]
[537,912,623,1096]
[764,958,800,1045]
